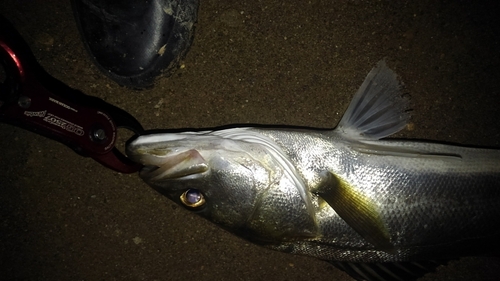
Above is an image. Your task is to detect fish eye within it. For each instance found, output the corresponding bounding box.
[180,189,205,208]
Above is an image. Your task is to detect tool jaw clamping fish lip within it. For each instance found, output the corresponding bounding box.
[0,15,144,174]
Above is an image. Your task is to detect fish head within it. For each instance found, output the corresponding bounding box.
[126,129,318,242]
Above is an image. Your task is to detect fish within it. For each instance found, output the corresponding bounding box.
[126,60,500,281]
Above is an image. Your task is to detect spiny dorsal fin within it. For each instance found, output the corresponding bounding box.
[336,60,410,140]
[314,171,395,254]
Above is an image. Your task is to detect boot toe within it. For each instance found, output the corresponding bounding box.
[72,0,199,89]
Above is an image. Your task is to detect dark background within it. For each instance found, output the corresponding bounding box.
[1,1,500,280]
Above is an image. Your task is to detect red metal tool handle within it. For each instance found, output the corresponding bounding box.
[0,15,144,173]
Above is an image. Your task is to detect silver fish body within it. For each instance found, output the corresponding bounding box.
[247,128,500,262]
[126,61,500,280]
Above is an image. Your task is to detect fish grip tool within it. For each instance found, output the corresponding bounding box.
[0,15,144,173]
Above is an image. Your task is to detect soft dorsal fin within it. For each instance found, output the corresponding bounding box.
[336,60,410,140]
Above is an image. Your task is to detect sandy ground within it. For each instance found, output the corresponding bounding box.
[1,1,500,280]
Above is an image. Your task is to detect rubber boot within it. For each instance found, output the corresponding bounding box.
[71,0,199,89]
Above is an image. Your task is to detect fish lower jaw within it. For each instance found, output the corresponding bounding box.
[138,149,209,181]
[139,165,162,180]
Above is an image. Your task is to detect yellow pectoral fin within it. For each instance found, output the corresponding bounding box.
[314,171,396,254]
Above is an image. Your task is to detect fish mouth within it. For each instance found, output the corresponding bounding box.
[137,149,209,181]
